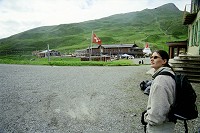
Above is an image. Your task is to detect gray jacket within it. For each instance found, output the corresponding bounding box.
[144,67,176,126]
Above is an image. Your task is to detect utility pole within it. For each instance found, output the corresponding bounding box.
[47,44,50,62]
[90,31,94,61]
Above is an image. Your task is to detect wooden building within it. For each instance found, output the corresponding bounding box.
[166,41,188,59]
[87,44,143,57]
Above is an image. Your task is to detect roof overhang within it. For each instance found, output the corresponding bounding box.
[183,13,197,25]
[166,40,187,47]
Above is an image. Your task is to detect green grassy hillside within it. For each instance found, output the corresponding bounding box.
[0,3,188,55]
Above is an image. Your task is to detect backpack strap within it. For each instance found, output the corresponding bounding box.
[141,110,147,133]
[158,71,175,80]
[184,120,188,133]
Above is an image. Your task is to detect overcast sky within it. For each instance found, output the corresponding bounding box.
[0,0,191,39]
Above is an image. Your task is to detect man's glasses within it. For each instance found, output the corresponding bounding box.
[150,56,161,59]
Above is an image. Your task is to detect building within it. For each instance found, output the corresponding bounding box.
[33,50,61,58]
[169,0,200,82]
[167,0,199,58]
[185,0,200,55]
[74,49,87,57]
[166,41,188,59]
[85,44,143,57]
[143,43,152,56]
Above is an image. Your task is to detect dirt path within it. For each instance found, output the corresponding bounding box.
[0,64,199,133]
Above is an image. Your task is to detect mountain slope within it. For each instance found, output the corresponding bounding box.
[0,3,188,54]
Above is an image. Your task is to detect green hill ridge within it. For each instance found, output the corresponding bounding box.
[0,3,188,55]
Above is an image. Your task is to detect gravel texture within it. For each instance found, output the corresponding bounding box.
[0,64,199,133]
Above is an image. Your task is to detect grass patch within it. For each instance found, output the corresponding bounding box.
[0,55,138,66]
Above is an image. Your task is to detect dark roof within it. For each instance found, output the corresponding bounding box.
[90,44,139,49]
[166,40,187,46]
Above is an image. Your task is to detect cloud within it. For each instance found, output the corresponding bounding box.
[79,0,95,9]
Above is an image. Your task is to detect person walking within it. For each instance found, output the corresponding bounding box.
[143,50,176,133]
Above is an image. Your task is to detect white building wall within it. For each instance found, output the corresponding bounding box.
[187,10,200,55]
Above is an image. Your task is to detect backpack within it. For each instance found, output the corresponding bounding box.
[159,72,198,133]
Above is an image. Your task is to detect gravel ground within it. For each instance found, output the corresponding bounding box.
[0,64,199,133]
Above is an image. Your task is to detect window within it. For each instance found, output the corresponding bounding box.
[198,19,200,46]
[191,21,199,46]
[194,24,198,46]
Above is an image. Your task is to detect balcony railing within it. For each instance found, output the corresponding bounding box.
[183,4,197,25]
